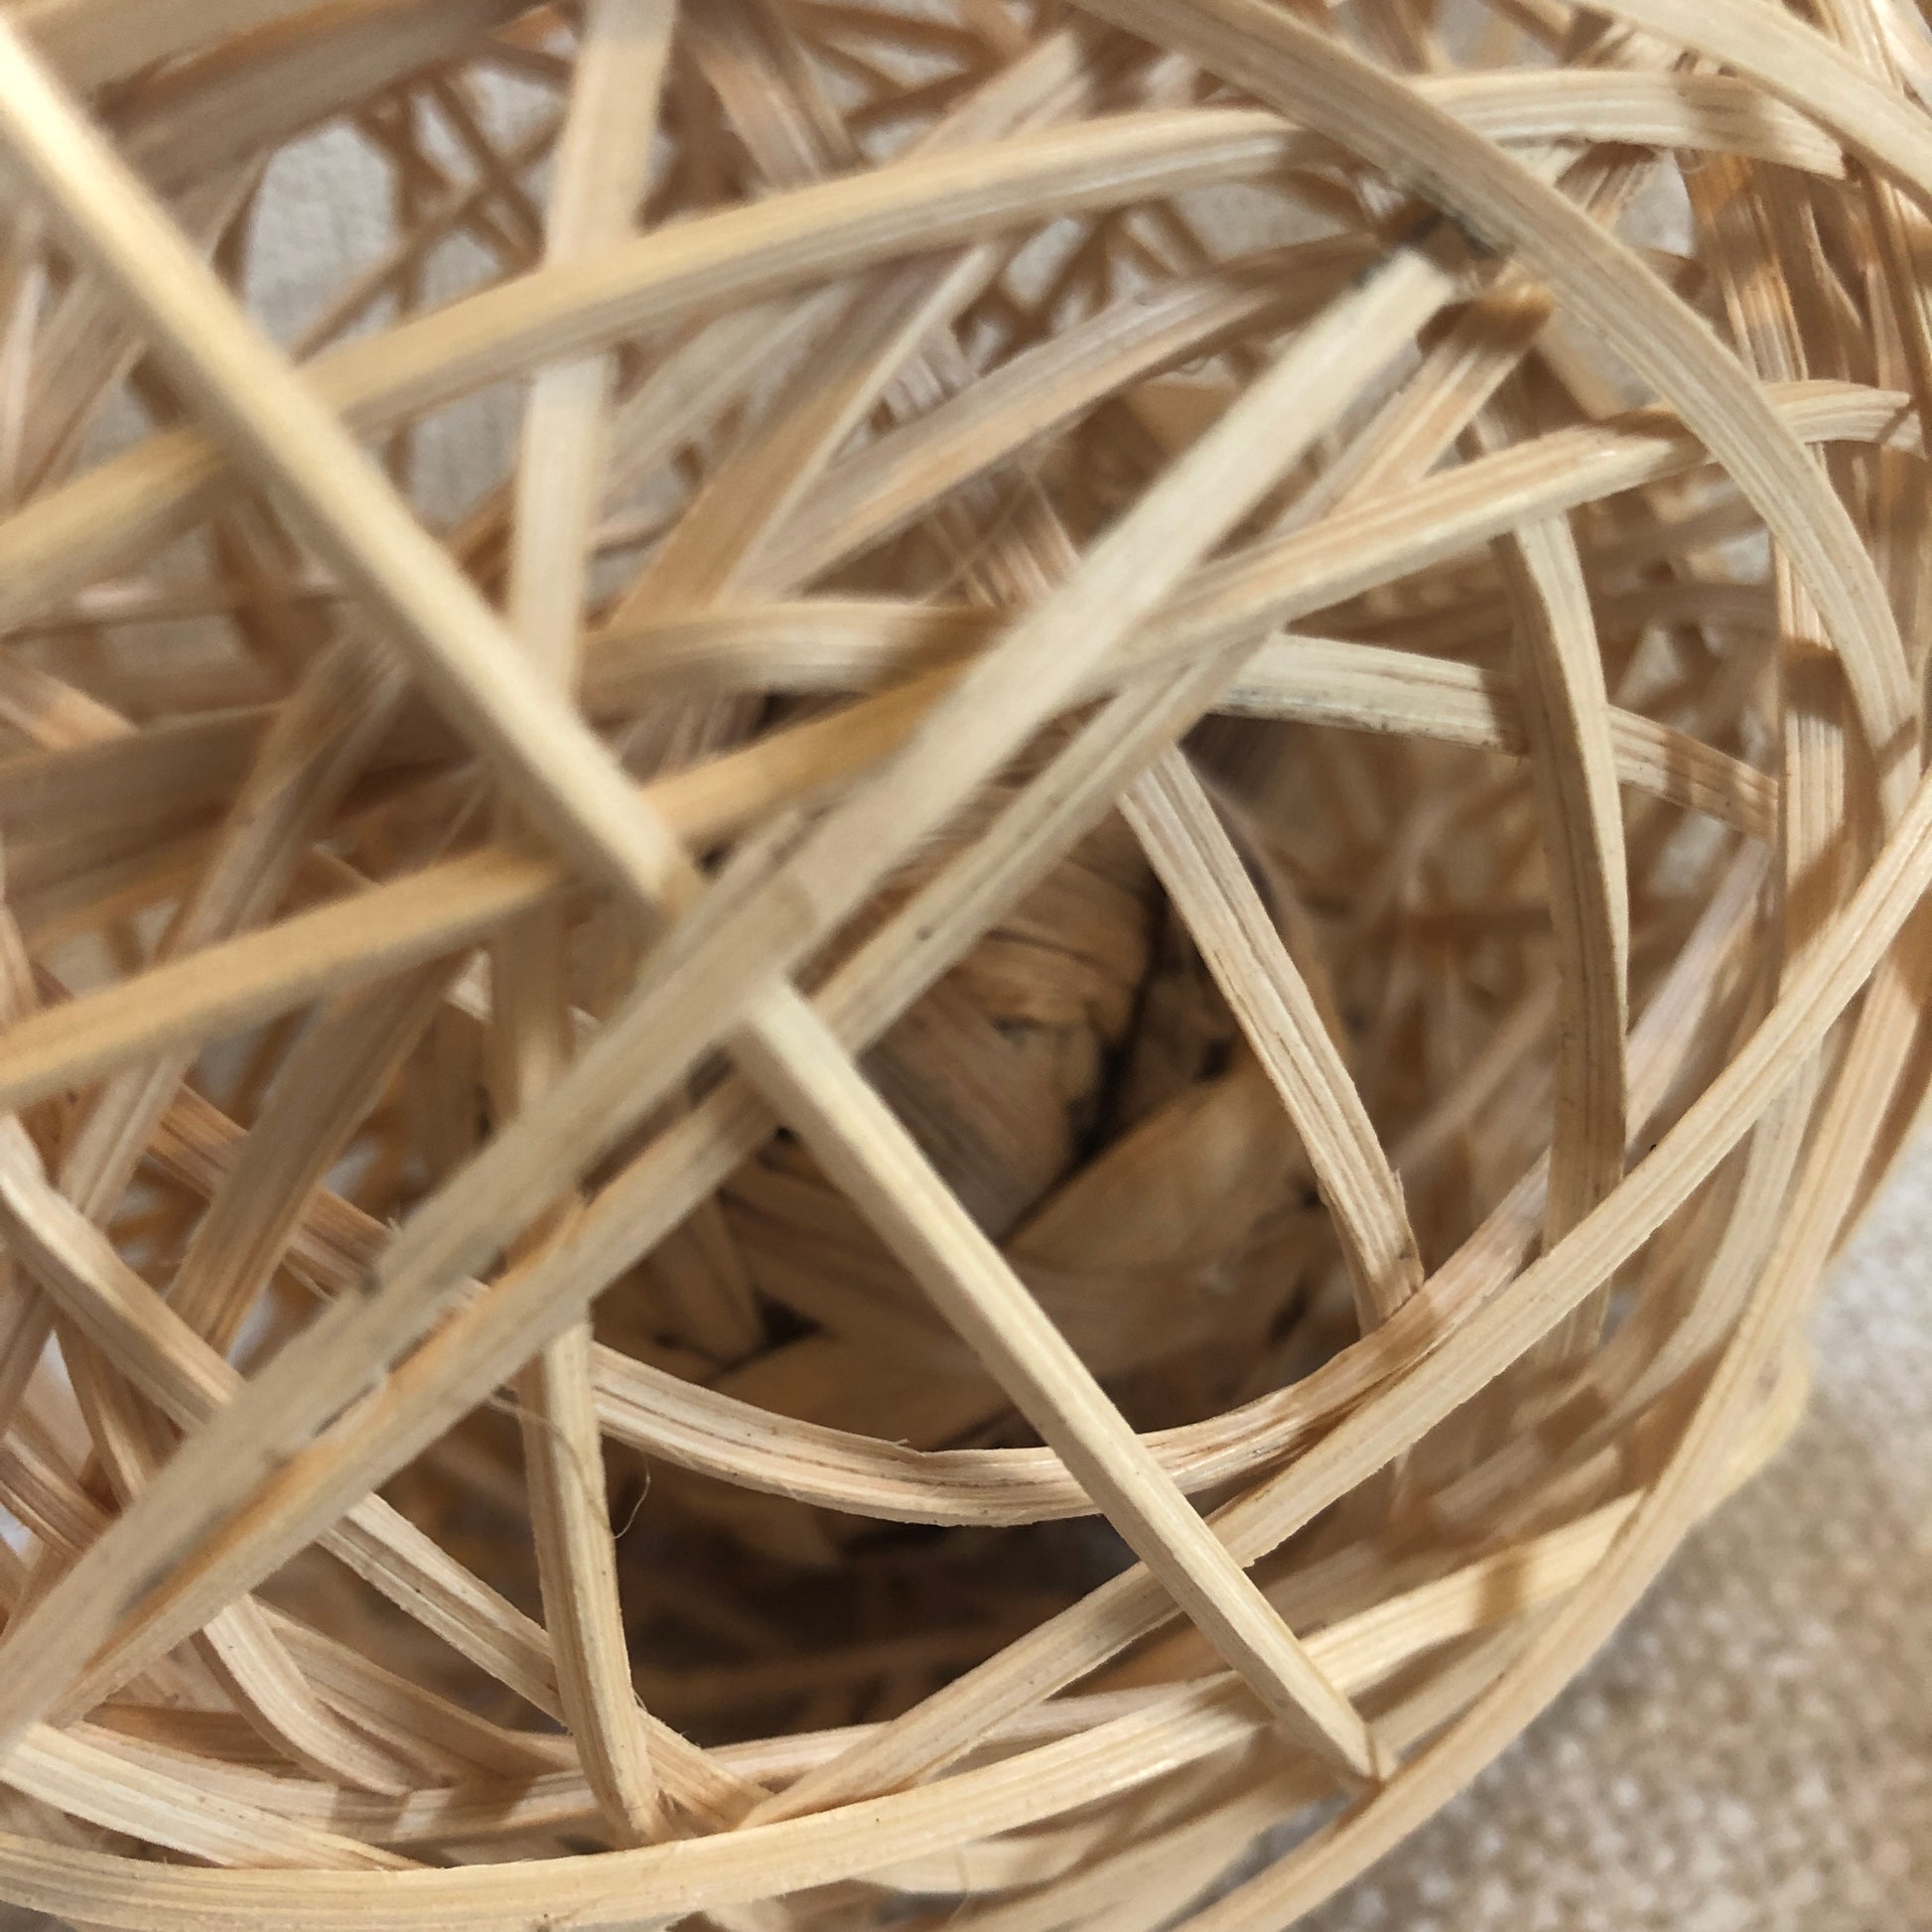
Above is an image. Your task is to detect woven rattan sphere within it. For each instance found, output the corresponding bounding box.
[0,0,1928,1925]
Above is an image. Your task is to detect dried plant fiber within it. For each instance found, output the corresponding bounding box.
[0,0,1927,1926]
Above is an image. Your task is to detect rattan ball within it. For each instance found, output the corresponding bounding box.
[0,0,1927,1925]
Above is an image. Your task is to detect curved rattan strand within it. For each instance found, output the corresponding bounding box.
[0,0,1924,1926]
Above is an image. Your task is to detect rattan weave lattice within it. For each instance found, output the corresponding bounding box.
[0,1,1928,1927]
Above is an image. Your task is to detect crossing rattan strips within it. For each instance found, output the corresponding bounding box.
[0,0,1928,1925]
